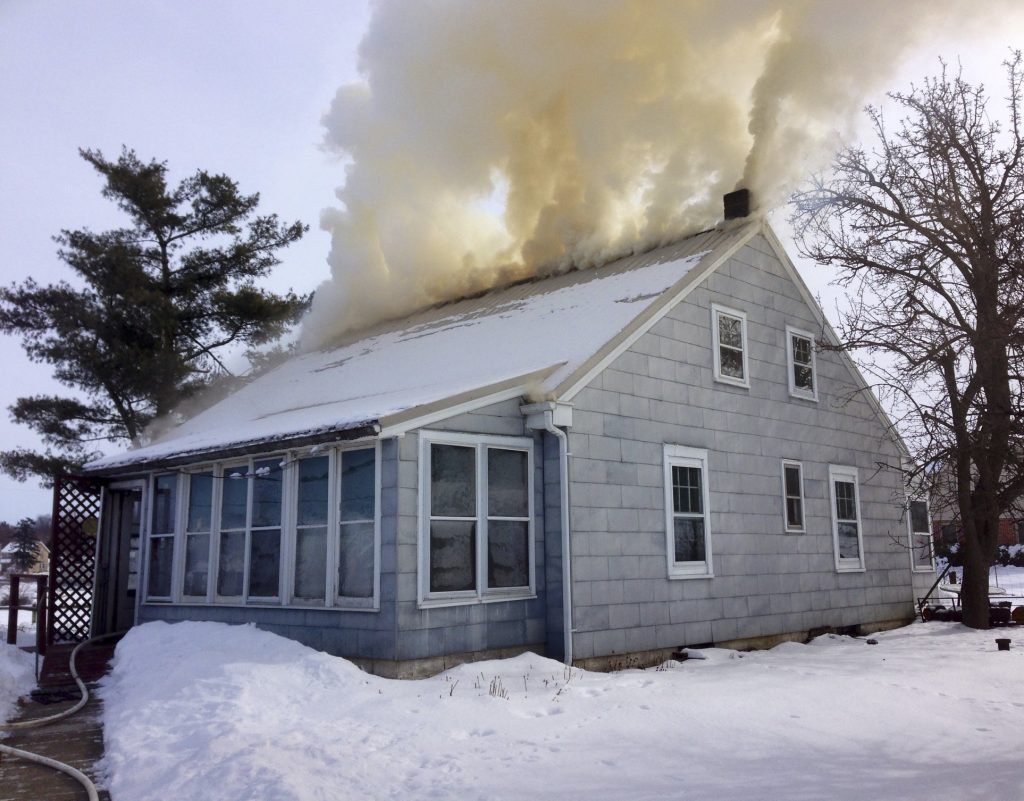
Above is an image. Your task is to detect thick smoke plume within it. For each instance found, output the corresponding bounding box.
[304,0,1005,347]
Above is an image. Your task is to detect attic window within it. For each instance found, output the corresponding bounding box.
[786,326,817,401]
[711,304,749,388]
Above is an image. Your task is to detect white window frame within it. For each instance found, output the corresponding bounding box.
[417,430,536,608]
[711,304,750,388]
[907,497,934,573]
[140,442,381,611]
[828,464,865,572]
[144,473,180,602]
[179,467,215,603]
[786,325,818,401]
[664,445,713,579]
[781,460,805,533]
[330,442,382,610]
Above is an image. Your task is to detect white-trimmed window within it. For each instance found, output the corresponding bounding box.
[781,460,805,533]
[182,471,213,599]
[146,473,177,600]
[829,465,865,571]
[908,498,933,572]
[419,431,535,606]
[711,304,749,387]
[143,444,380,610]
[786,326,817,400]
[216,458,284,603]
[664,445,713,578]
[336,448,377,603]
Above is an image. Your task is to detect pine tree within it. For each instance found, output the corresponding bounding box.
[0,148,309,483]
[10,517,38,574]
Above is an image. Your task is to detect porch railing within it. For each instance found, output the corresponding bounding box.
[4,573,48,653]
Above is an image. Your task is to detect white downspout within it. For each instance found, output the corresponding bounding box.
[542,411,573,666]
[522,401,574,665]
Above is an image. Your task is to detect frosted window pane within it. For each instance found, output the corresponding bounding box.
[186,473,213,533]
[488,449,528,517]
[297,456,330,526]
[341,449,375,521]
[147,536,173,597]
[183,533,209,596]
[153,475,177,534]
[217,530,245,596]
[252,459,282,527]
[249,528,280,598]
[431,444,476,517]
[295,527,327,600]
[338,521,374,598]
[674,518,706,563]
[837,522,860,559]
[429,519,475,592]
[487,520,529,588]
[221,469,249,530]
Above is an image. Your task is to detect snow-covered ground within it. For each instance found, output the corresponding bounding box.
[0,641,35,725]
[101,619,1024,801]
[0,578,39,646]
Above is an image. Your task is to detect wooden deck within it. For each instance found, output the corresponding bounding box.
[0,640,119,801]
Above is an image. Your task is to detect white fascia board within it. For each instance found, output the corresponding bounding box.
[377,367,559,437]
[556,224,760,402]
[759,223,911,458]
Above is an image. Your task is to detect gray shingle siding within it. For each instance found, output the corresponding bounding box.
[567,234,918,660]
[391,401,548,662]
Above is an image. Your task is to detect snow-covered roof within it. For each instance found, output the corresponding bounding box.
[86,223,757,472]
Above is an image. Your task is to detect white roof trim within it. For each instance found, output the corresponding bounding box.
[557,223,760,401]
[758,223,910,458]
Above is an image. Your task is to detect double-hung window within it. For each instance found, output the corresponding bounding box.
[786,326,817,400]
[147,474,177,600]
[908,499,933,572]
[419,431,534,605]
[217,458,283,603]
[829,465,864,571]
[711,304,749,387]
[182,472,213,599]
[664,445,713,578]
[337,448,377,602]
[781,460,805,533]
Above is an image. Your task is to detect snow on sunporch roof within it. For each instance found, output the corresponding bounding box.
[86,226,747,471]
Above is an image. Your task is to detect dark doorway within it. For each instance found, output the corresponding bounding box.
[93,484,143,636]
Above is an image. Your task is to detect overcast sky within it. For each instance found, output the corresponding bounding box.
[0,1,1021,521]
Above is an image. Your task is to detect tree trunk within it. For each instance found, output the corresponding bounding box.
[959,548,991,629]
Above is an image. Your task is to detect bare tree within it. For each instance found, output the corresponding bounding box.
[792,54,1024,629]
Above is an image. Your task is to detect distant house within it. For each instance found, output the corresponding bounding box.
[0,540,50,576]
[67,194,935,676]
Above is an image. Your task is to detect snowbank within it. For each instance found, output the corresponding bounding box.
[0,641,35,725]
[101,620,1024,801]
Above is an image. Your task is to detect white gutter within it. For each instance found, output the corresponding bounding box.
[522,401,574,665]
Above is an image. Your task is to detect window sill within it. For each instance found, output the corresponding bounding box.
[911,565,935,574]
[418,592,536,610]
[835,564,866,573]
[667,569,714,580]
[143,600,381,612]
[783,527,805,534]
[788,390,818,403]
[713,375,749,390]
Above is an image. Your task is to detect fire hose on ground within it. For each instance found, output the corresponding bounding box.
[1,631,125,801]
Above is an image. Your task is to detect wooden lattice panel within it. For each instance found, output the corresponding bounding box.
[48,475,104,644]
